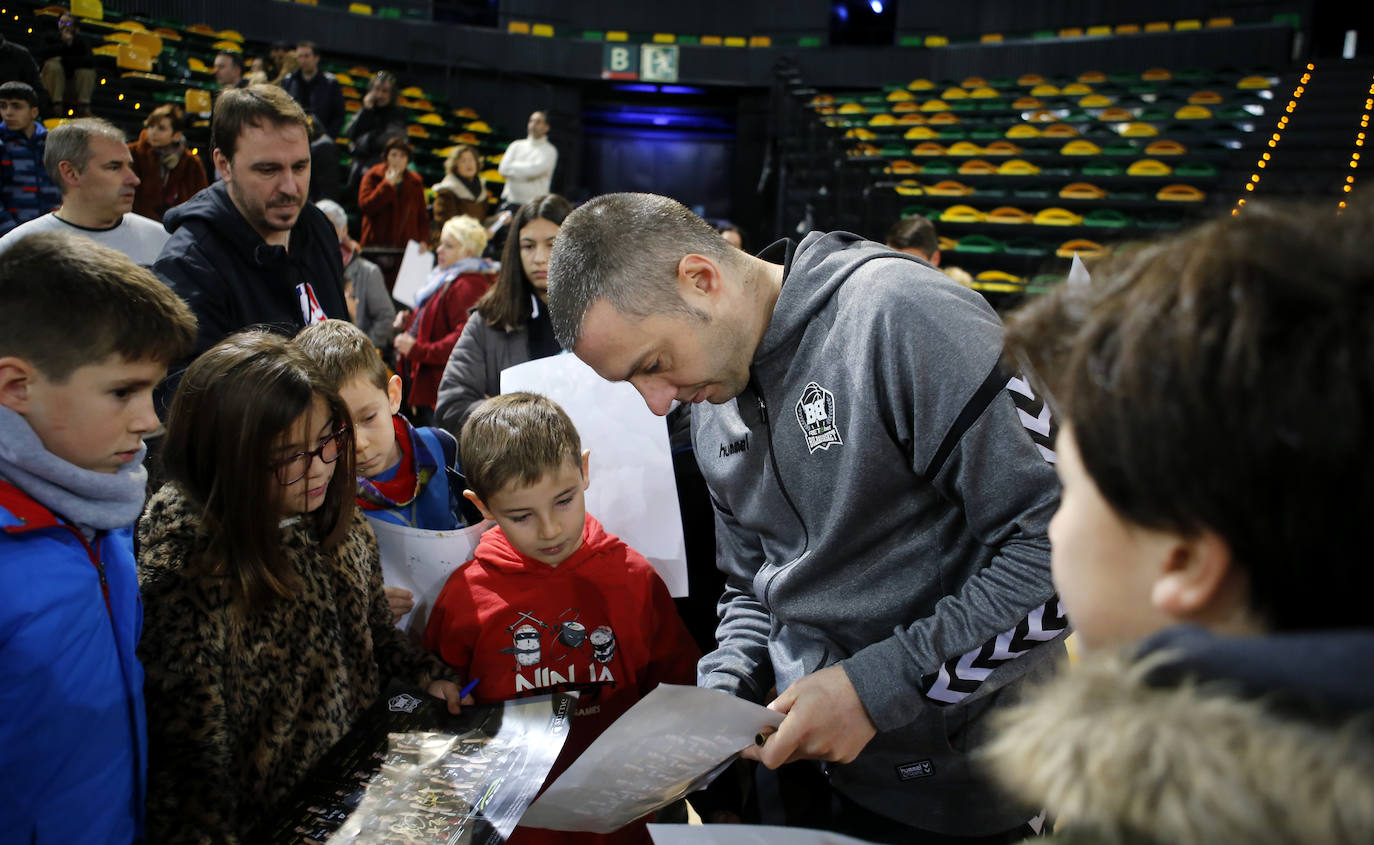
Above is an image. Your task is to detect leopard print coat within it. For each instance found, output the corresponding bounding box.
[136,483,458,844]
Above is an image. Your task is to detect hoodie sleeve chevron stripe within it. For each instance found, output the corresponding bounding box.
[921,597,1070,704]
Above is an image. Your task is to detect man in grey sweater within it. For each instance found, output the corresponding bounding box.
[548,193,1065,841]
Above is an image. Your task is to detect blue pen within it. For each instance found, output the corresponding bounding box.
[459,678,481,698]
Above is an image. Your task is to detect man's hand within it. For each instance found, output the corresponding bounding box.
[363,89,378,110]
[740,664,877,769]
[384,585,414,623]
[394,333,416,355]
[385,166,404,187]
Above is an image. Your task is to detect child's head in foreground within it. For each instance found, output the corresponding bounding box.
[0,231,195,474]
[162,331,355,607]
[1004,200,1374,650]
[460,392,588,567]
[294,319,403,480]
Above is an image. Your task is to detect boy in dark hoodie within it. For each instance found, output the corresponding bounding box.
[424,392,700,845]
[985,200,1374,844]
[0,232,196,841]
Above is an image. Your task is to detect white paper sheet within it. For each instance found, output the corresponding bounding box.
[648,825,876,845]
[1067,252,1092,288]
[364,514,493,634]
[499,354,688,597]
[520,684,785,833]
[391,239,435,308]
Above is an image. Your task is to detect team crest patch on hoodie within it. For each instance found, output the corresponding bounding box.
[796,381,843,453]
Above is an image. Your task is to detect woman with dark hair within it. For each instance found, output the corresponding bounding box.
[434,194,571,437]
[357,135,430,248]
[136,331,464,844]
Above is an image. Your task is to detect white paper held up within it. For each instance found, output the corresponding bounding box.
[364,515,492,633]
[520,684,784,833]
[499,353,688,597]
[648,824,877,845]
[1066,252,1092,288]
[391,239,436,308]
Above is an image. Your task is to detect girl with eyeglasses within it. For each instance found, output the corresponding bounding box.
[135,330,465,843]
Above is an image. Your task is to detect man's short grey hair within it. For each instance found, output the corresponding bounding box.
[315,199,347,236]
[547,193,740,349]
[44,118,126,193]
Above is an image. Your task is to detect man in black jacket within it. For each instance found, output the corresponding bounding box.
[154,84,347,385]
[343,71,405,195]
[281,41,345,202]
[0,34,52,117]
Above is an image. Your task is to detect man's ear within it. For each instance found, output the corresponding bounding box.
[386,373,403,415]
[677,254,724,304]
[930,249,941,268]
[580,449,590,490]
[213,148,231,183]
[56,159,82,191]
[0,357,36,414]
[1150,530,1237,618]
[463,490,494,521]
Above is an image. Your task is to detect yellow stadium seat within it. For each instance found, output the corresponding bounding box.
[904,126,939,140]
[912,142,947,155]
[920,99,949,112]
[185,88,212,115]
[1188,90,1223,104]
[1098,107,1133,121]
[960,159,999,174]
[187,24,217,35]
[1012,97,1043,109]
[418,113,445,126]
[1157,184,1205,201]
[1034,208,1084,225]
[984,141,1021,156]
[1042,123,1079,138]
[962,76,988,88]
[893,179,924,195]
[1175,19,1201,30]
[942,87,969,99]
[1142,68,1172,80]
[869,114,898,126]
[1086,25,1112,37]
[533,24,555,37]
[1079,70,1107,83]
[895,108,923,119]
[838,103,867,114]
[115,20,147,31]
[907,78,936,90]
[980,33,1003,43]
[977,270,1025,284]
[887,89,915,101]
[187,56,209,73]
[1080,94,1113,107]
[941,205,986,222]
[1030,84,1060,96]
[969,87,1000,98]
[116,44,153,72]
[1114,23,1141,35]
[888,160,920,174]
[212,40,241,52]
[1061,140,1102,155]
[105,32,132,44]
[1237,75,1272,89]
[1174,105,1212,119]
[129,32,162,55]
[1062,83,1094,95]
[988,206,1033,224]
[1057,239,1109,258]
[217,29,244,42]
[1207,17,1234,27]
[1059,27,1084,37]
[348,2,373,14]
[1144,21,1171,32]
[1005,125,1041,138]
[925,35,949,46]
[1127,158,1173,176]
[72,0,102,20]
[948,141,984,156]
[1060,182,1107,199]
[1017,73,1046,86]
[926,180,974,196]
[845,127,876,140]
[1121,122,1159,137]
[1145,140,1187,155]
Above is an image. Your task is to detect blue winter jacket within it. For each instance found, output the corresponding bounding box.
[0,480,148,843]
[0,121,63,236]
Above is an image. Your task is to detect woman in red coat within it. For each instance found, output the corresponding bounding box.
[357,136,430,248]
[394,214,494,424]
[127,104,208,221]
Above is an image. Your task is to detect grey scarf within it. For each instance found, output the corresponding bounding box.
[0,406,148,531]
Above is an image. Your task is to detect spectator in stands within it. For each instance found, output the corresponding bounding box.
[154,85,348,365]
[282,41,345,202]
[244,57,270,86]
[433,144,489,222]
[212,50,247,90]
[358,136,429,249]
[886,214,940,265]
[317,198,395,350]
[1,82,62,237]
[344,71,406,194]
[430,186,460,249]
[128,105,208,222]
[497,110,557,208]
[37,12,93,117]
[0,33,51,116]
[395,215,494,424]
[434,194,570,436]
[265,40,296,85]
[718,222,745,250]
[0,118,167,266]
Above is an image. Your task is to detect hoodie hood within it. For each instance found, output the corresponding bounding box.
[474,513,613,577]
[755,231,934,364]
[983,626,1374,845]
[162,180,324,268]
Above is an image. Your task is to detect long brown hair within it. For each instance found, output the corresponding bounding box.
[161,330,356,611]
[475,194,572,331]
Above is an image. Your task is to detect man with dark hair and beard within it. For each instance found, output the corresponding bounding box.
[154,84,348,374]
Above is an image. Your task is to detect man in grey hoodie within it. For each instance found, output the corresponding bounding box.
[547,193,1064,841]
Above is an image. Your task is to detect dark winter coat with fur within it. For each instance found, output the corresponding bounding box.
[983,626,1374,845]
[136,484,458,844]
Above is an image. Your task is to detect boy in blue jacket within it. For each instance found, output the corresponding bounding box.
[295,319,473,619]
[0,81,63,236]
[0,231,196,842]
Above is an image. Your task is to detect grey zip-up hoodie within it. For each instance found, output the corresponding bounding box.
[692,232,1065,835]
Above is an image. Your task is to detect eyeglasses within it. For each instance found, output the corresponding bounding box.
[270,424,348,485]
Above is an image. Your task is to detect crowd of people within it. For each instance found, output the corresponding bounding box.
[2,15,1373,845]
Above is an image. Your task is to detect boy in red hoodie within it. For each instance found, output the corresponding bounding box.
[424,392,699,845]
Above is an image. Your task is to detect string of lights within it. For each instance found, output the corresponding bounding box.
[1337,73,1373,213]
[1235,63,1313,215]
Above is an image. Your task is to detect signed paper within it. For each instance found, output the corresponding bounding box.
[391,240,435,309]
[648,824,876,845]
[365,515,492,633]
[521,685,784,833]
